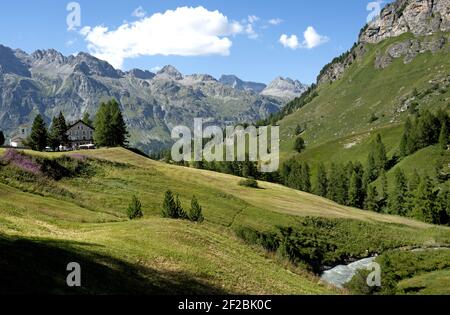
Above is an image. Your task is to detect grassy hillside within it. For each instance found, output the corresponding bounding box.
[280,32,450,169]
[1,147,449,294]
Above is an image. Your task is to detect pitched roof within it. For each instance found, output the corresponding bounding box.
[67,120,95,130]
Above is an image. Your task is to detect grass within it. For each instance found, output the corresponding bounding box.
[397,269,450,295]
[346,249,450,295]
[279,32,450,168]
[1,148,449,294]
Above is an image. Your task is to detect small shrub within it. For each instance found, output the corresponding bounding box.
[189,196,204,223]
[238,178,258,188]
[127,195,143,220]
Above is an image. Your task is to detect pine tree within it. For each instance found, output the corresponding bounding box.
[109,99,128,146]
[162,190,177,218]
[412,176,437,224]
[380,169,388,200]
[175,195,188,219]
[127,195,143,220]
[30,114,48,151]
[348,170,364,208]
[48,112,69,150]
[365,152,377,183]
[388,168,409,216]
[400,118,414,157]
[373,134,387,175]
[301,162,311,193]
[416,110,439,149]
[0,131,5,146]
[438,121,449,150]
[365,185,379,212]
[189,196,204,223]
[294,136,305,153]
[94,99,128,147]
[327,163,339,202]
[82,112,93,126]
[93,102,111,147]
[315,162,328,197]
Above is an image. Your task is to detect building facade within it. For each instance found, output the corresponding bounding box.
[67,120,95,147]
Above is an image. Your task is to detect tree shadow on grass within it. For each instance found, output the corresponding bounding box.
[0,235,229,295]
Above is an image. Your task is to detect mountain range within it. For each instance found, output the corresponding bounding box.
[0,46,307,152]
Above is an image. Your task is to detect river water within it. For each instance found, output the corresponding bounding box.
[320,257,376,288]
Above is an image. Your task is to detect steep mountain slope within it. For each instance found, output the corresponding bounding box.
[278,0,449,171]
[0,47,307,153]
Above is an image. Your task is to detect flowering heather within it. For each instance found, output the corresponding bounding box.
[1,149,41,175]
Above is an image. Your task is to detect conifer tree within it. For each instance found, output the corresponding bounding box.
[189,196,204,223]
[294,136,305,153]
[93,102,112,146]
[82,112,93,126]
[365,152,377,183]
[365,185,379,212]
[373,134,387,175]
[127,195,143,220]
[327,163,340,202]
[439,121,449,150]
[400,117,415,157]
[162,190,177,218]
[0,131,4,146]
[30,114,48,151]
[348,170,364,208]
[315,162,328,197]
[48,112,69,149]
[175,195,188,219]
[301,162,311,193]
[380,169,388,200]
[388,168,409,216]
[412,176,437,224]
[94,99,128,147]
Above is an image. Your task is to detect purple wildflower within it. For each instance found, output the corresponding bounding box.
[1,149,41,175]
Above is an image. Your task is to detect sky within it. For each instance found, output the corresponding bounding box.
[0,0,389,84]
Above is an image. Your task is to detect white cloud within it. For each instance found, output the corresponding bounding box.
[303,26,329,49]
[268,18,283,26]
[80,6,244,69]
[243,15,259,39]
[132,6,147,18]
[279,26,329,50]
[279,34,300,50]
[248,15,260,24]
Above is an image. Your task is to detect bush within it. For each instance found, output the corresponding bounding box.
[127,195,143,220]
[238,178,259,188]
[294,136,306,153]
[189,196,204,223]
[161,190,187,219]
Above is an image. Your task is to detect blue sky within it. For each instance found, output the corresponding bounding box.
[0,0,388,84]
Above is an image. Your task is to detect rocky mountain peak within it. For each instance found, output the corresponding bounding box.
[0,44,31,77]
[156,65,183,80]
[359,0,450,44]
[127,68,156,80]
[31,49,67,65]
[71,52,121,78]
[219,75,267,93]
[261,77,308,100]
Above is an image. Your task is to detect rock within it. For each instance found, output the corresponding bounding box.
[360,0,450,44]
[261,77,308,101]
[376,36,447,68]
